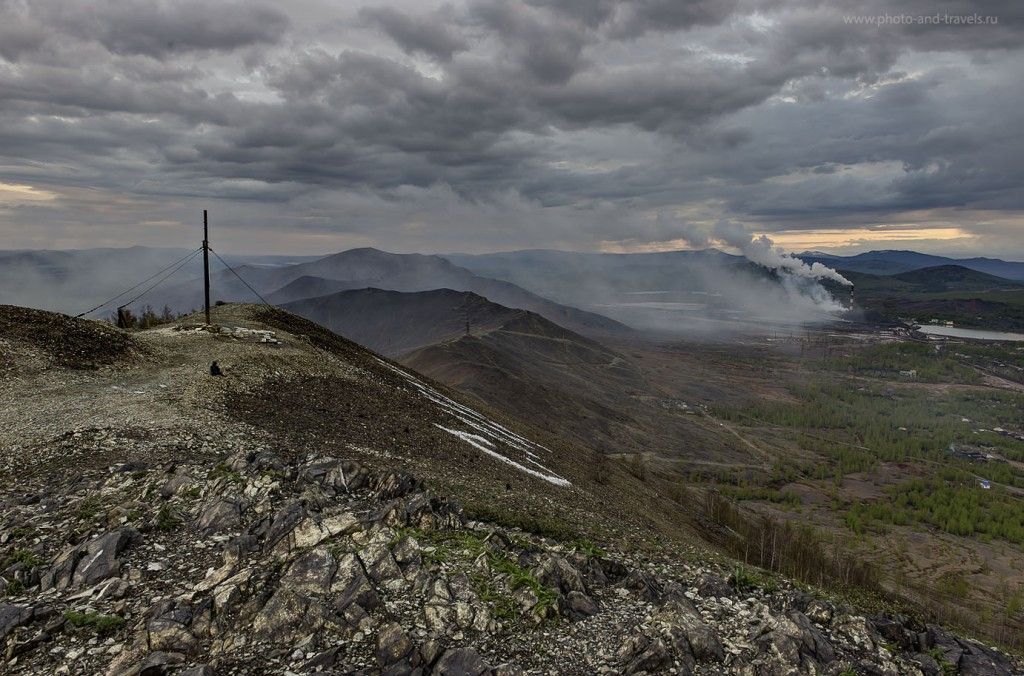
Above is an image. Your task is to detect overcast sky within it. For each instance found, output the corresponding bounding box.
[0,0,1021,257]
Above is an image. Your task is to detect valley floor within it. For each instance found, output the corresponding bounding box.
[594,324,1024,651]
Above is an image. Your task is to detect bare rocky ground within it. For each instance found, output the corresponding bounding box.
[0,304,1020,675]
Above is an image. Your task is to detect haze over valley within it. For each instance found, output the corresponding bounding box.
[2,0,1024,674]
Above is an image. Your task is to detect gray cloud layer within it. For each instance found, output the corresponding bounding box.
[0,0,1021,255]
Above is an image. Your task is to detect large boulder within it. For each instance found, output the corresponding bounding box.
[534,556,587,596]
[280,548,338,594]
[376,621,422,672]
[41,528,139,591]
[756,611,835,671]
[146,600,198,654]
[561,590,598,620]
[434,647,492,675]
[194,496,246,533]
[0,603,35,639]
[696,572,733,599]
[253,589,332,642]
[622,638,671,675]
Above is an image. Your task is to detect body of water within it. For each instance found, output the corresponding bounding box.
[916,325,1024,342]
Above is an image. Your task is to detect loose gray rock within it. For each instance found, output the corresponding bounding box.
[434,647,492,675]
[562,590,598,619]
[0,603,34,639]
[377,621,415,666]
[177,666,215,676]
[624,638,671,674]
[194,496,245,533]
[136,650,185,675]
[41,528,139,591]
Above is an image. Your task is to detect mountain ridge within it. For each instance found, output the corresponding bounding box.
[281,287,531,357]
[798,250,1024,280]
[143,248,634,339]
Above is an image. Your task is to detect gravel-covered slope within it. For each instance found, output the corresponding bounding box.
[0,305,1019,675]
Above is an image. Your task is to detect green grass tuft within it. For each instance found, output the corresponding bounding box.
[462,502,577,542]
[3,579,25,596]
[208,462,244,484]
[74,495,105,521]
[572,539,606,558]
[64,610,125,635]
[2,548,43,569]
[154,504,182,532]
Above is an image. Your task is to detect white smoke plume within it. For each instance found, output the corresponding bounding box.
[710,221,853,287]
[675,220,853,316]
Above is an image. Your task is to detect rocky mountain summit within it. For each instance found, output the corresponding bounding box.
[0,304,1019,675]
[4,444,1015,676]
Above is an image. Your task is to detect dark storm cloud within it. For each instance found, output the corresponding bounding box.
[523,0,618,28]
[467,0,592,83]
[359,6,468,61]
[45,0,290,58]
[0,4,49,62]
[608,0,744,38]
[0,0,1022,254]
[0,61,237,123]
[709,55,1024,221]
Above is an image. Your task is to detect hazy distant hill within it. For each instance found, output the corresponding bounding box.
[844,265,1024,294]
[0,245,629,337]
[446,248,1024,332]
[278,285,732,463]
[842,265,1024,328]
[0,246,198,315]
[149,248,631,338]
[282,288,524,356]
[0,246,317,316]
[266,276,374,305]
[10,244,1024,336]
[799,250,1024,281]
[444,248,748,305]
[442,248,836,333]
[890,265,1024,291]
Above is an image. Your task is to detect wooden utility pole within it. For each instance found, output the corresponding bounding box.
[203,209,211,325]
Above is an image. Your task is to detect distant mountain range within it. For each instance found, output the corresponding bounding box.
[447,247,1024,288]
[5,244,1024,336]
[892,264,1023,287]
[0,246,316,317]
[797,250,1024,281]
[201,248,631,337]
[446,248,1024,331]
[0,246,630,338]
[444,248,848,332]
